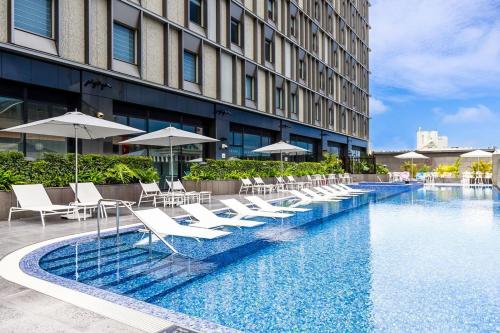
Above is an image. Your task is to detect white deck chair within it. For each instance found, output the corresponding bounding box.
[220,199,292,219]
[245,196,310,212]
[139,181,182,207]
[70,183,135,219]
[180,203,265,229]
[253,177,275,194]
[239,178,255,194]
[301,188,340,202]
[167,180,202,204]
[9,184,79,226]
[133,208,230,246]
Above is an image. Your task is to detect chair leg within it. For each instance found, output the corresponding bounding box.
[8,208,13,222]
[40,212,45,227]
[138,193,143,207]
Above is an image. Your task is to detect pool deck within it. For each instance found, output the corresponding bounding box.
[0,192,289,333]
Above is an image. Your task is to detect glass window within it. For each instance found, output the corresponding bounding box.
[312,33,317,52]
[319,71,324,90]
[245,75,254,100]
[314,1,320,20]
[113,23,135,64]
[328,108,333,125]
[14,0,53,38]
[290,16,296,37]
[267,0,275,20]
[184,50,198,83]
[299,60,305,79]
[230,18,240,45]
[265,39,273,62]
[315,103,320,121]
[0,96,23,152]
[189,0,202,26]
[290,93,297,114]
[26,101,67,159]
[275,87,283,109]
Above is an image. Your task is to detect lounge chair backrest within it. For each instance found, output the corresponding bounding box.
[241,178,253,186]
[12,184,52,208]
[245,196,270,208]
[287,176,296,182]
[181,203,216,221]
[141,181,161,193]
[69,182,103,203]
[276,176,285,183]
[306,175,313,181]
[221,199,250,213]
[254,177,266,185]
[133,208,179,231]
[289,190,309,201]
[170,180,186,192]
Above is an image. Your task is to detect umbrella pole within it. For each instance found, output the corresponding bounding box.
[74,125,78,204]
[280,151,283,176]
[170,137,174,203]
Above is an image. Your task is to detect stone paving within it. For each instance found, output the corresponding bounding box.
[0,192,289,333]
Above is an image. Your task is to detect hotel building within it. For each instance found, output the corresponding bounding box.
[0,0,370,179]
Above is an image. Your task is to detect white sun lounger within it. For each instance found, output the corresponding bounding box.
[9,184,80,226]
[321,186,357,197]
[330,184,365,194]
[70,182,135,219]
[337,183,371,193]
[245,196,310,213]
[180,203,265,229]
[133,208,230,246]
[314,186,350,199]
[287,190,314,206]
[301,188,340,202]
[220,199,293,219]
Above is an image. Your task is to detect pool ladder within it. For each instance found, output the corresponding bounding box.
[95,199,179,254]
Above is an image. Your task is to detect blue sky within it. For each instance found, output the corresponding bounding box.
[369,0,500,150]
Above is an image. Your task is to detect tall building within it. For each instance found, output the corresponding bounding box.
[0,0,370,179]
[416,128,448,150]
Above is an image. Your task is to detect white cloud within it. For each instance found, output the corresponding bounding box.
[371,0,500,98]
[370,97,389,115]
[441,104,496,124]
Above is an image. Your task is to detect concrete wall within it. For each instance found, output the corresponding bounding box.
[1,184,141,221]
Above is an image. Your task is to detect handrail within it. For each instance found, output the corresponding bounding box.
[96,199,178,254]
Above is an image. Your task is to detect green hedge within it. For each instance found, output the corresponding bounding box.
[184,154,344,180]
[0,152,159,191]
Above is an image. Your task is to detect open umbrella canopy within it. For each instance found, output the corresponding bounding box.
[253,141,309,154]
[1,110,144,207]
[119,126,218,146]
[460,150,493,158]
[395,151,429,159]
[1,111,144,139]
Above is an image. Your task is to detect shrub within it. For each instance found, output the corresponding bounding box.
[184,156,344,181]
[470,160,492,175]
[0,152,157,190]
[401,162,417,178]
[434,158,461,177]
[376,164,389,174]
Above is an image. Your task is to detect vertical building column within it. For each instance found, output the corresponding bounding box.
[492,151,500,189]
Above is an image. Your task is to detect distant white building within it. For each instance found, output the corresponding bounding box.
[416,128,448,150]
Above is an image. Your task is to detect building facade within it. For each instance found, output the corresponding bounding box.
[0,0,370,180]
[416,128,448,150]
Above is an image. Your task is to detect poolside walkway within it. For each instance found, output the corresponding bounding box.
[0,192,289,333]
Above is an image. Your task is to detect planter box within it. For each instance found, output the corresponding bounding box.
[0,183,142,221]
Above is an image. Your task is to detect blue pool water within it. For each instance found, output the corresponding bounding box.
[37,185,500,332]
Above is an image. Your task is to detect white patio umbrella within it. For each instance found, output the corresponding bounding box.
[253,141,310,175]
[1,110,144,203]
[119,126,218,187]
[460,149,492,162]
[395,151,429,178]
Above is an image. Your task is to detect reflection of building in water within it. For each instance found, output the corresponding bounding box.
[416,128,448,150]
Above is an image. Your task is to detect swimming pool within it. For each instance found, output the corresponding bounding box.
[24,185,500,332]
